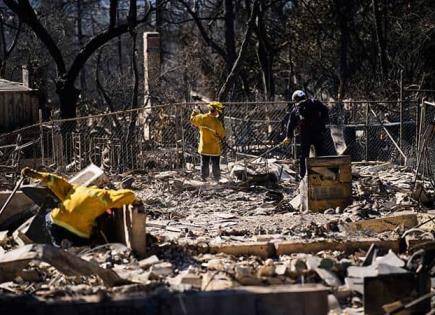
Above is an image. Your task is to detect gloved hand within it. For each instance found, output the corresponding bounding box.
[281,137,291,145]
[191,108,200,116]
[21,167,37,178]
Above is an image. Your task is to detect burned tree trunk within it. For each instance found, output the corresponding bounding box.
[4,0,151,123]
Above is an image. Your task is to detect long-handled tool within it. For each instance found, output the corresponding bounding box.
[198,125,238,154]
[0,176,24,217]
[250,142,284,161]
[193,106,285,164]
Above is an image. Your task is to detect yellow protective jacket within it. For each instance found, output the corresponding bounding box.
[190,112,225,156]
[31,171,136,239]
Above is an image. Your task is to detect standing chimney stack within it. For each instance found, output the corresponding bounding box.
[143,32,161,104]
[22,65,30,88]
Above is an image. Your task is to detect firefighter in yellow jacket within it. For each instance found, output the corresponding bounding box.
[190,102,225,181]
[21,167,138,247]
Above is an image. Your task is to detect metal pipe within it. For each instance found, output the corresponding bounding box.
[0,176,24,217]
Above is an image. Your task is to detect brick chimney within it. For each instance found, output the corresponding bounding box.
[22,65,30,88]
[143,32,161,105]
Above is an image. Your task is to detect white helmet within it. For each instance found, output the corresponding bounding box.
[292,90,306,102]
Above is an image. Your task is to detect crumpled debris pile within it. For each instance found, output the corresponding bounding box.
[130,162,434,247]
[350,162,434,215]
[1,238,431,314]
[0,161,434,314]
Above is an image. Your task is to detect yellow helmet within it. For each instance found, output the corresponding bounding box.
[208,101,224,113]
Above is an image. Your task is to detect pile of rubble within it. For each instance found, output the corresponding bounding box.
[0,161,434,314]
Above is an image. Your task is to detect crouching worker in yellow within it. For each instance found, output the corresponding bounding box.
[21,167,137,247]
[190,102,225,181]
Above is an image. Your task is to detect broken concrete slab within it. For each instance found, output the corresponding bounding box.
[0,244,129,287]
[343,213,418,234]
[139,255,160,269]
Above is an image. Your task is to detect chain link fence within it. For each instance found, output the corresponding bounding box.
[0,100,423,177]
[416,101,435,187]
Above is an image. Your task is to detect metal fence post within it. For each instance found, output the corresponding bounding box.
[39,109,44,166]
[418,98,426,154]
[415,97,420,159]
[365,103,369,161]
[399,70,404,164]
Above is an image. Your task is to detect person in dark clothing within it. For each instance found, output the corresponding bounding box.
[282,90,331,177]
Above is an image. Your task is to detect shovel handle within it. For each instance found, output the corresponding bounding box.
[0,176,24,217]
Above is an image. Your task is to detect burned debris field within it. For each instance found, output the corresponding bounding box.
[1,0,435,314]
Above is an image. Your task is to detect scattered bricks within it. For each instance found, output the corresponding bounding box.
[209,242,275,259]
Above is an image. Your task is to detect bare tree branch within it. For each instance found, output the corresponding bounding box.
[178,0,227,59]
[109,0,118,30]
[67,2,151,88]
[218,0,259,101]
[4,0,66,73]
